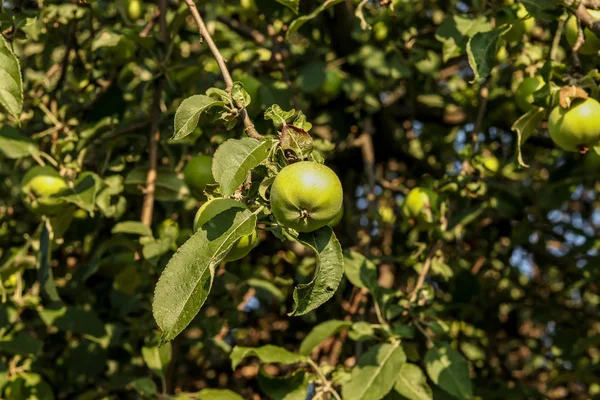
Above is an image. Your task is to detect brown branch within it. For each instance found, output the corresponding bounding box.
[409,241,442,303]
[583,0,600,9]
[183,0,263,140]
[574,4,600,39]
[140,0,168,228]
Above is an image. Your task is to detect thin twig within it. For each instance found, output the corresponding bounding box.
[141,0,168,228]
[409,241,442,303]
[551,19,566,61]
[472,79,489,145]
[306,358,343,400]
[217,15,266,44]
[183,0,262,139]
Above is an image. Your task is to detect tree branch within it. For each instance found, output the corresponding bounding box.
[141,0,168,228]
[574,4,600,39]
[183,0,263,140]
[409,241,442,303]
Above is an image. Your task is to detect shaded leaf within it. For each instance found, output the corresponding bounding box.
[257,368,308,400]
[519,0,561,21]
[153,207,257,343]
[0,332,43,356]
[212,138,271,197]
[38,305,106,337]
[124,166,189,201]
[341,342,407,400]
[289,227,344,316]
[280,125,314,160]
[425,342,472,400]
[467,28,503,82]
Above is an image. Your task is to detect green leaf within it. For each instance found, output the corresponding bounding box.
[128,378,158,395]
[55,172,103,214]
[153,207,257,343]
[39,220,61,303]
[348,321,377,342]
[425,342,472,400]
[299,320,352,355]
[38,305,106,337]
[289,227,344,316]
[343,250,378,291]
[287,0,344,37]
[230,345,307,370]
[274,0,299,14]
[197,389,245,400]
[435,15,492,62]
[112,221,153,237]
[510,107,545,168]
[466,28,502,82]
[341,342,407,400]
[393,363,433,400]
[212,138,271,197]
[0,126,39,159]
[264,104,296,126]
[173,95,225,140]
[142,343,172,378]
[231,81,251,108]
[257,369,308,400]
[519,0,561,21]
[0,35,23,120]
[0,332,43,356]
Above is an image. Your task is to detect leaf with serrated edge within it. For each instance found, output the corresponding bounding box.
[153,207,256,343]
[173,95,224,140]
[212,138,272,197]
[341,342,407,400]
[289,227,344,316]
[425,342,472,400]
[393,363,433,400]
[299,320,352,355]
[0,35,23,119]
[230,345,307,370]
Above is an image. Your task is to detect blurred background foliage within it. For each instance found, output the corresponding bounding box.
[0,0,599,399]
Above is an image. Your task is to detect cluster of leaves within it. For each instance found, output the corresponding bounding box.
[0,0,600,399]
